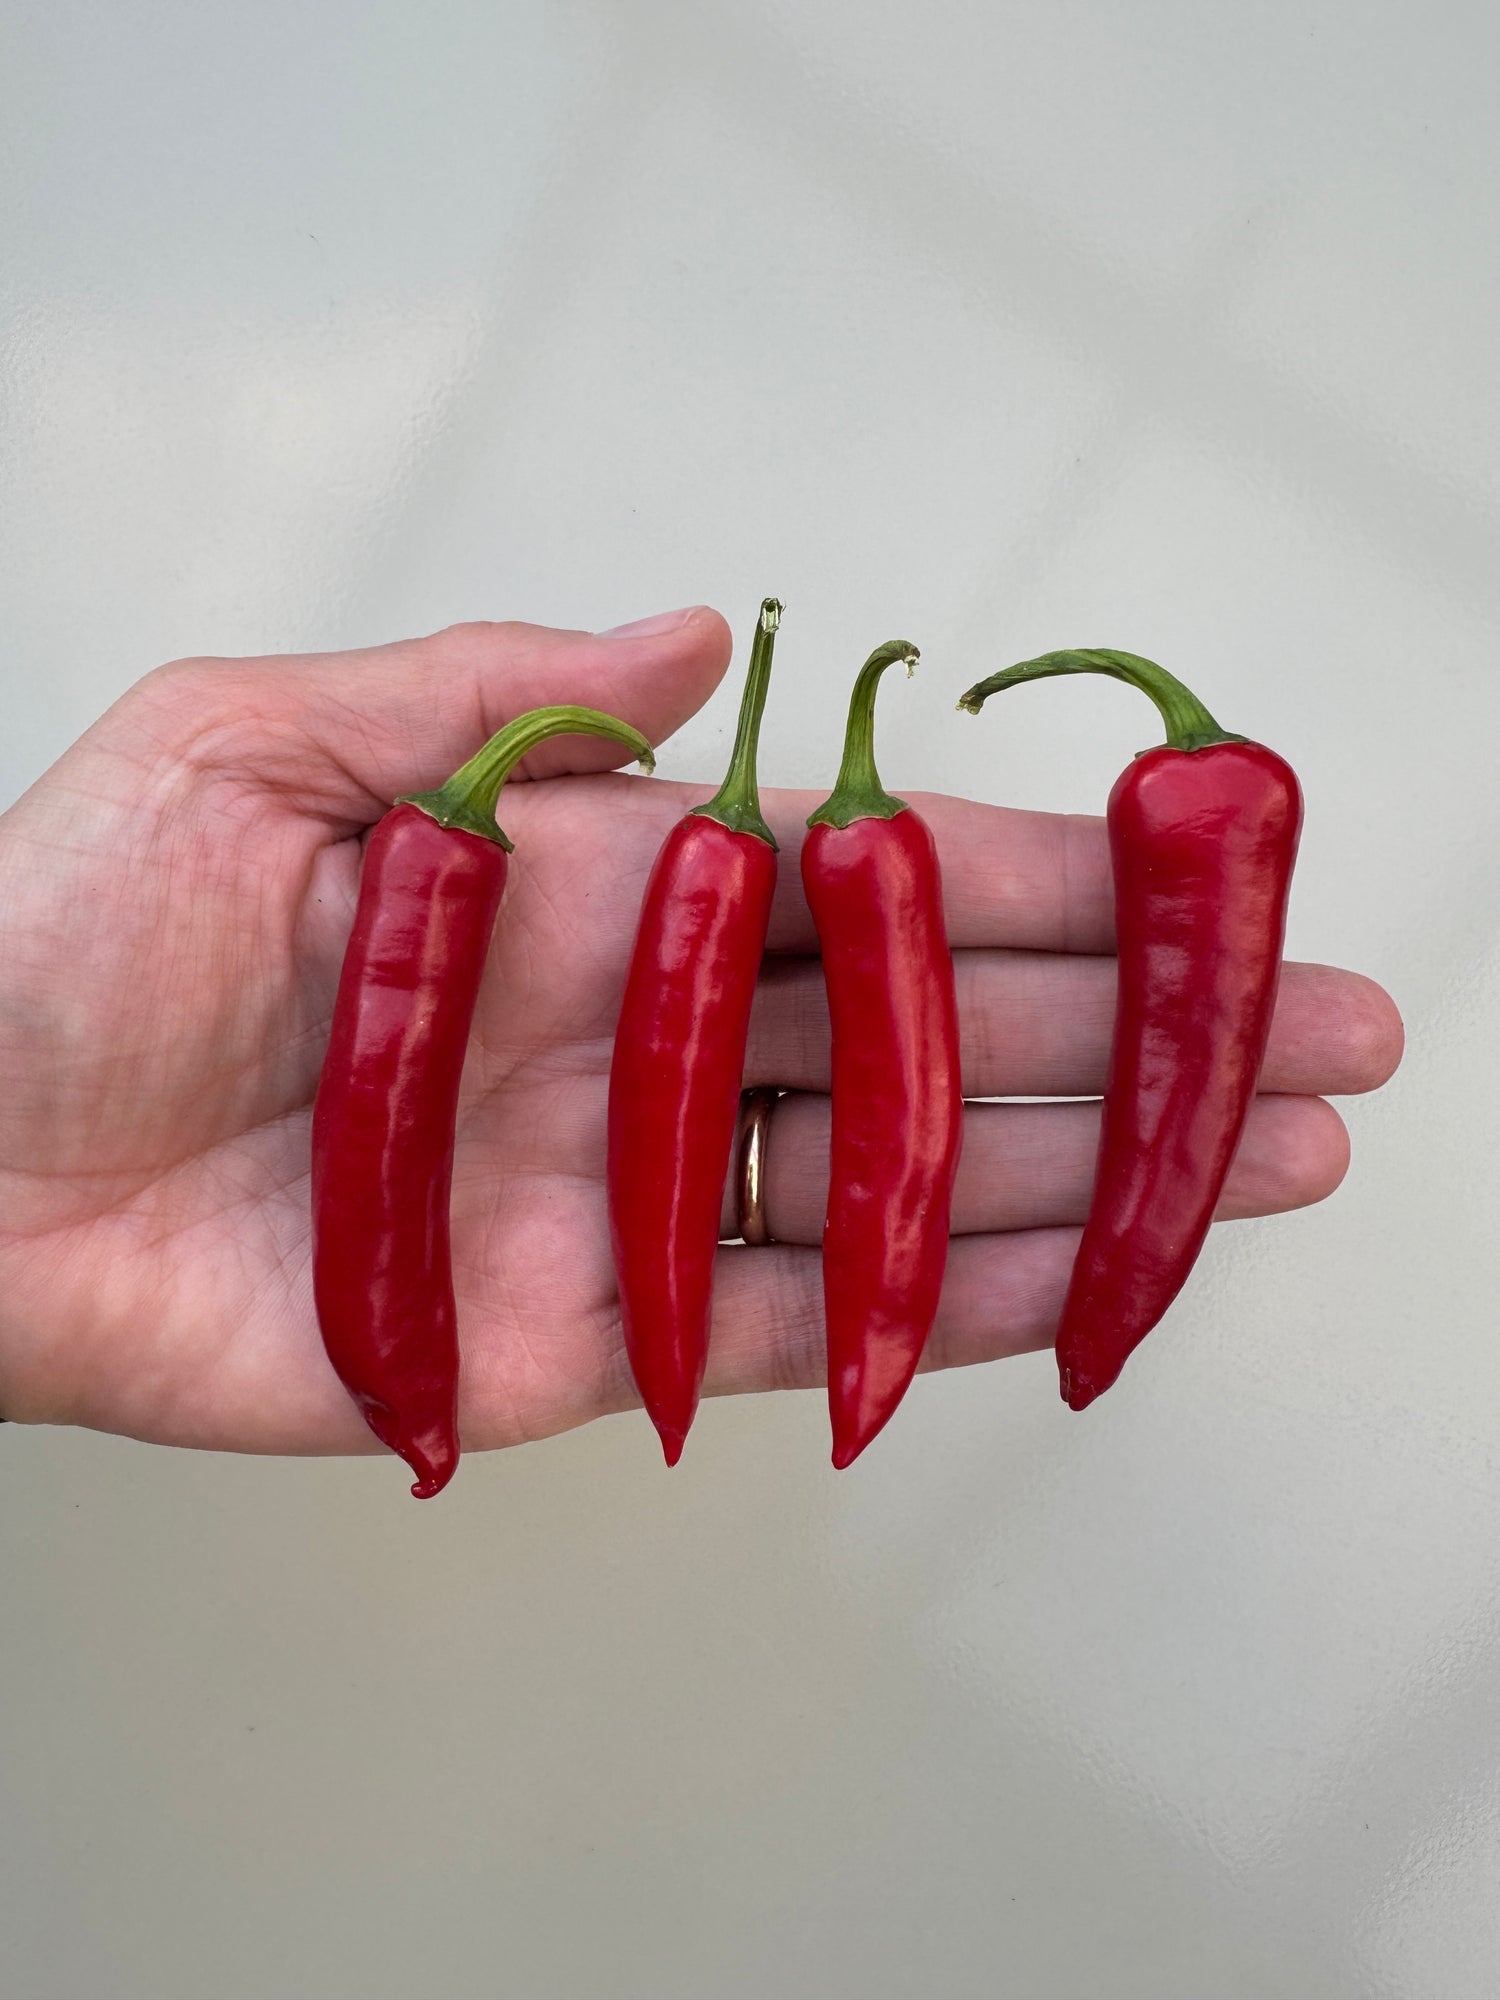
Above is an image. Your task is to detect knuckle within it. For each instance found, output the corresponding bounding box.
[115,657,296,799]
[105,658,234,774]
[430,618,531,657]
[127,654,215,715]
[129,654,241,727]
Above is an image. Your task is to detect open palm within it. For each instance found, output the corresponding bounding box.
[0,609,1402,1466]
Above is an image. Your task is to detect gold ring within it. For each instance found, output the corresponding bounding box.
[734,1088,780,1246]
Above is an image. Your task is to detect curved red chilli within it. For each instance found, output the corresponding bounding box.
[608,816,776,1463]
[1057,741,1302,1407]
[312,802,507,1497]
[803,807,962,1466]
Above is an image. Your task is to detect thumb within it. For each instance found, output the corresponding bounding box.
[174,607,734,827]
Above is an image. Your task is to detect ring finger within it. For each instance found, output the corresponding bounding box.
[719,1089,1350,1243]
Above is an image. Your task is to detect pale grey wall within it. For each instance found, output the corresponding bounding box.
[2,3,1494,1995]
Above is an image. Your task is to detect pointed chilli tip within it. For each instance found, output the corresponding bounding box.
[395,1430,458,1499]
[831,1416,886,1468]
[830,1396,893,1468]
[1060,1369,1100,1413]
[648,1403,690,1467]
[406,1460,456,1499]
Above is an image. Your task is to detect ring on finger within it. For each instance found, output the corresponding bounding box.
[734,1087,781,1246]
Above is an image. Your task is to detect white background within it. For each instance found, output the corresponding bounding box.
[2,3,1494,1994]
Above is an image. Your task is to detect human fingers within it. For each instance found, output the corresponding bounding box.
[129,608,733,830]
[702,1185,1349,1401]
[745,955,1404,1099]
[696,1232,1069,1401]
[491,784,1105,962]
[752,792,1111,954]
[716,1090,1350,1242]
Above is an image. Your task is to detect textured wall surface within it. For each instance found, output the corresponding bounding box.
[1,4,1494,1995]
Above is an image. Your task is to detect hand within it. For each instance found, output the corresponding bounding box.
[0,612,1402,1458]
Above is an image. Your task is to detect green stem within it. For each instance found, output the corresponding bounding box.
[957,648,1242,752]
[400,704,655,849]
[691,597,783,847]
[807,639,919,829]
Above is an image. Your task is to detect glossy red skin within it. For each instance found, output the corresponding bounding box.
[1058,741,1302,1409]
[608,815,777,1464]
[802,809,963,1467]
[312,802,508,1496]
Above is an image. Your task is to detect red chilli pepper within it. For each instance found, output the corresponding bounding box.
[959,649,1302,1409]
[803,642,963,1467]
[314,704,655,1497]
[608,598,782,1465]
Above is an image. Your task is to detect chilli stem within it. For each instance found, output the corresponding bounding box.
[691,597,783,847]
[807,639,919,829]
[400,705,656,849]
[957,648,1241,752]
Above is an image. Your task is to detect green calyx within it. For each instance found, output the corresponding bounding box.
[690,597,783,848]
[400,704,655,849]
[957,648,1243,753]
[807,639,920,830]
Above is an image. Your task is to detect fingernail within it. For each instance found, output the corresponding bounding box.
[598,606,701,640]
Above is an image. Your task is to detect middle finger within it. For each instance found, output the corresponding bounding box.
[745,953,1392,1099]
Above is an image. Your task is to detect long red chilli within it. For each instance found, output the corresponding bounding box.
[313,703,655,1497]
[803,642,963,1467]
[608,599,782,1465]
[960,649,1301,1408]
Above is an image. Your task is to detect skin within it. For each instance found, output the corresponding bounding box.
[0,608,1403,1459]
